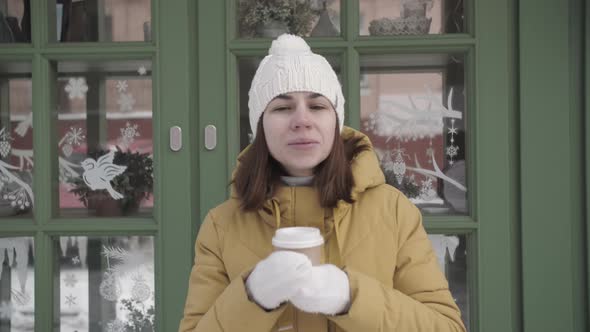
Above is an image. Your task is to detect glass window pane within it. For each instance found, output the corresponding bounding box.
[0,237,35,331]
[360,0,465,36]
[237,0,341,38]
[0,62,33,218]
[360,54,468,215]
[53,236,155,332]
[237,54,342,151]
[0,0,31,43]
[53,0,152,42]
[55,60,154,217]
[428,233,469,331]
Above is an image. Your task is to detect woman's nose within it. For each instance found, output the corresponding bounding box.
[291,105,312,129]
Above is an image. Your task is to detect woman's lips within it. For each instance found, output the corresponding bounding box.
[288,141,319,149]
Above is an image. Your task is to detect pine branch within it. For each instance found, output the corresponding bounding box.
[101,245,128,261]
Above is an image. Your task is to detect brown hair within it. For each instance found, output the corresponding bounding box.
[233,117,369,211]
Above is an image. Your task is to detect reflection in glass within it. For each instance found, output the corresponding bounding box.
[0,0,31,43]
[359,0,464,36]
[360,54,467,215]
[56,60,153,217]
[0,237,35,331]
[54,236,154,332]
[428,233,469,331]
[55,0,151,42]
[237,55,342,151]
[0,62,33,218]
[237,0,341,38]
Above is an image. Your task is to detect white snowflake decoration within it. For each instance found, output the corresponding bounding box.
[117,93,136,112]
[65,294,77,307]
[419,177,437,201]
[63,273,78,288]
[116,80,128,93]
[119,122,140,148]
[65,127,85,146]
[0,301,14,319]
[446,119,459,165]
[137,66,147,76]
[71,256,80,265]
[106,319,126,332]
[64,78,88,100]
[445,145,459,165]
[61,127,85,158]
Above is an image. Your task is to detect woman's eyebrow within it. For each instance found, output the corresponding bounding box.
[307,93,323,99]
[274,94,293,100]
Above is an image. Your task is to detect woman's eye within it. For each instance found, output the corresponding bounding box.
[310,105,326,110]
[273,106,290,112]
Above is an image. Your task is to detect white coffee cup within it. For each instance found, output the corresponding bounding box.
[272,227,324,265]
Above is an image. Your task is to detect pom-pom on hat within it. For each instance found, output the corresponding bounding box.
[248,34,345,138]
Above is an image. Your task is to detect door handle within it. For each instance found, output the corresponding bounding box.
[170,126,182,151]
[204,125,217,151]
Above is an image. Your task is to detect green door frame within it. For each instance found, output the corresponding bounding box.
[0,0,198,331]
[191,1,521,331]
[520,0,588,331]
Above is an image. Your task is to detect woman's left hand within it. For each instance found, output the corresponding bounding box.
[290,264,351,315]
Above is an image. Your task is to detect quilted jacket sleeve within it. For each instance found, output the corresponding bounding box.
[178,212,286,332]
[329,194,466,332]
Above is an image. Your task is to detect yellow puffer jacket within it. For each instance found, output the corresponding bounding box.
[179,127,466,332]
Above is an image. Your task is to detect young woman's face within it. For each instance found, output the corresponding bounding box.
[262,92,337,176]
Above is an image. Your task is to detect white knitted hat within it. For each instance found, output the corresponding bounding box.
[248,34,345,138]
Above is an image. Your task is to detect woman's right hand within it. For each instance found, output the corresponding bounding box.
[245,250,312,310]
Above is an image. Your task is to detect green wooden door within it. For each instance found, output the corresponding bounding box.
[193,1,519,331]
[0,0,196,331]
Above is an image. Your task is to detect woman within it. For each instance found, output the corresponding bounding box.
[179,34,466,332]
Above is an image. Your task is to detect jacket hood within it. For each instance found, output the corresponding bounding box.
[229,126,385,201]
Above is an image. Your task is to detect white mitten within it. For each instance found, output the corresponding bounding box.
[245,251,312,310]
[290,264,350,315]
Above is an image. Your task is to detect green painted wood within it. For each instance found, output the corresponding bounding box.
[32,52,54,332]
[345,46,359,129]
[345,0,355,40]
[229,37,475,51]
[520,0,586,331]
[41,44,157,55]
[198,0,228,220]
[476,0,519,331]
[158,0,195,330]
[586,0,590,325]
[568,2,587,331]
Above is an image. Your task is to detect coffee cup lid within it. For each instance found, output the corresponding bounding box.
[272,227,324,249]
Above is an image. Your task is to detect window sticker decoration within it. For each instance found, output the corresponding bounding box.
[365,86,467,200]
[428,234,460,274]
[119,122,141,148]
[64,77,88,100]
[117,93,136,112]
[116,80,128,93]
[81,150,128,200]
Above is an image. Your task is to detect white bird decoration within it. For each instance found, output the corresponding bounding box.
[81,150,128,200]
